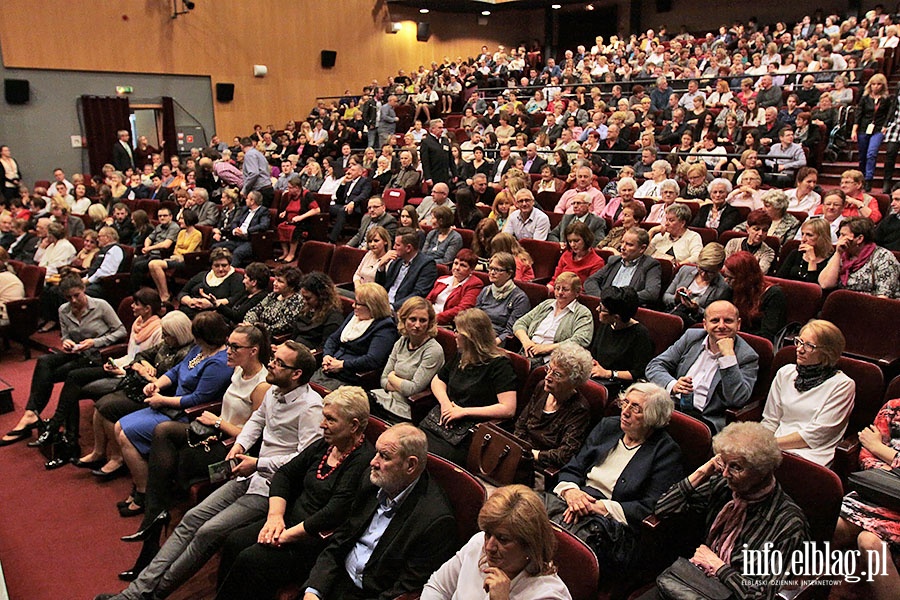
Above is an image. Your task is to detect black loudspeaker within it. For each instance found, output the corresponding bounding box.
[417,22,431,42]
[215,83,235,103]
[321,50,337,69]
[4,79,29,105]
[655,0,673,13]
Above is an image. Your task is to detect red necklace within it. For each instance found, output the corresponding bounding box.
[316,435,364,480]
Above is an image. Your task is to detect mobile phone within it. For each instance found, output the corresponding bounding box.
[677,289,691,299]
[107,357,117,368]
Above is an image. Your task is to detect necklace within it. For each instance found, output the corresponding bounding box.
[188,347,221,369]
[316,435,364,480]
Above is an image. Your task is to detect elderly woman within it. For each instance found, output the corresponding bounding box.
[548,221,605,291]
[646,203,703,266]
[777,218,834,283]
[819,217,900,298]
[312,282,398,391]
[422,206,464,266]
[726,208,777,273]
[422,308,518,464]
[514,271,593,366]
[761,320,855,467]
[475,252,531,347]
[351,226,392,290]
[691,178,742,235]
[834,399,900,600]
[597,203,646,253]
[723,251,787,341]
[427,249,484,326]
[291,272,344,353]
[758,189,801,244]
[372,297,445,422]
[177,247,244,320]
[514,343,593,473]
[117,324,271,579]
[422,485,572,600]
[831,169,883,223]
[645,179,680,223]
[599,177,637,222]
[635,160,673,199]
[75,311,194,478]
[545,382,682,573]
[786,167,822,216]
[588,287,654,399]
[641,422,809,600]
[243,266,305,338]
[681,162,711,200]
[726,168,764,210]
[215,386,375,600]
[664,242,730,326]
[115,311,233,515]
[37,222,76,277]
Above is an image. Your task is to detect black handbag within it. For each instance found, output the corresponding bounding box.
[656,557,733,600]
[419,405,477,446]
[466,422,534,487]
[116,370,150,404]
[848,468,900,512]
[186,420,223,452]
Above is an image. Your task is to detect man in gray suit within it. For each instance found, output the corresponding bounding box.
[377,95,399,145]
[347,197,398,249]
[188,188,221,227]
[583,228,661,306]
[547,193,606,244]
[645,300,759,432]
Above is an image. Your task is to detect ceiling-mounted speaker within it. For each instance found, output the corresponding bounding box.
[215,83,235,103]
[387,22,402,34]
[5,79,29,105]
[416,22,431,42]
[321,50,337,69]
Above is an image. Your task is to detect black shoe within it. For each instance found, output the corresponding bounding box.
[92,464,127,481]
[72,456,106,469]
[122,510,170,542]
[118,491,145,518]
[0,419,43,446]
[117,569,139,582]
[28,425,59,448]
[45,453,74,470]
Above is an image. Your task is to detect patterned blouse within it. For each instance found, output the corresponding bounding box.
[860,399,900,471]
[244,291,306,337]
[842,246,900,299]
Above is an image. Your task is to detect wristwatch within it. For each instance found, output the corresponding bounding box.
[611,370,619,380]
[214,418,222,429]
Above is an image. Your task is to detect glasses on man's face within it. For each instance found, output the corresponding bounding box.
[269,357,300,370]
[794,338,819,352]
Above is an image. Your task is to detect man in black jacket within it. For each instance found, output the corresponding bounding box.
[419,119,456,187]
[329,163,373,243]
[375,228,437,311]
[301,424,456,600]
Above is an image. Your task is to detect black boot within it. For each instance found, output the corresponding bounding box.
[118,534,160,581]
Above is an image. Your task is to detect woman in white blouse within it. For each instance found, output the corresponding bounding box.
[727,168,765,210]
[352,226,392,291]
[761,320,855,467]
[635,160,673,200]
[37,222,77,276]
[785,167,822,215]
[646,203,703,266]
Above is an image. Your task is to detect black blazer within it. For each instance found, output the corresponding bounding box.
[228,205,271,238]
[111,140,135,173]
[304,471,457,600]
[419,134,457,185]
[375,252,438,311]
[334,177,373,213]
[691,203,743,236]
[525,156,548,174]
[558,416,683,528]
[9,233,39,263]
[583,254,662,306]
[487,158,513,183]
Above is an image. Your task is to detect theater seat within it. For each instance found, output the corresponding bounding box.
[553,526,600,600]
[295,240,334,274]
[519,239,562,281]
[764,276,822,326]
[328,244,365,286]
[820,290,900,374]
[634,308,684,356]
[425,452,486,544]
[725,332,774,422]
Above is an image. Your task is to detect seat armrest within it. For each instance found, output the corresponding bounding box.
[408,391,438,424]
[726,401,762,423]
[185,401,223,420]
[99,344,128,359]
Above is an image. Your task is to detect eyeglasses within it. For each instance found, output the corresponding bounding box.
[269,357,301,370]
[794,338,819,351]
[487,267,510,273]
[226,342,252,351]
[617,398,644,414]
[545,368,567,380]
[352,302,369,310]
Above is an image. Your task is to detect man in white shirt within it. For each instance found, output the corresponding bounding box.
[503,188,550,241]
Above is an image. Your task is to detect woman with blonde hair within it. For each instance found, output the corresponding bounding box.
[777,217,834,283]
[422,485,570,600]
[490,232,534,281]
[852,73,892,191]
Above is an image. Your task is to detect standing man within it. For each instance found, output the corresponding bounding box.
[93,342,324,600]
[112,130,135,174]
[377,96,399,147]
[240,137,275,207]
[360,91,380,149]
[419,119,456,187]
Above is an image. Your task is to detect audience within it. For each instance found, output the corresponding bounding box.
[426,249,483,326]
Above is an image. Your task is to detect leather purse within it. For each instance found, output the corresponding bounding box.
[419,405,477,447]
[186,420,223,452]
[466,422,534,487]
[656,557,733,600]
[848,468,900,512]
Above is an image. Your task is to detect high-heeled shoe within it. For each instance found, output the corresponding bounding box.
[0,418,43,446]
[118,536,159,581]
[28,423,60,448]
[121,510,170,542]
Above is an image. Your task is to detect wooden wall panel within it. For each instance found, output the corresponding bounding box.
[0,0,543,137]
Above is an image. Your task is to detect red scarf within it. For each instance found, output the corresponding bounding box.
[839,242,876,286]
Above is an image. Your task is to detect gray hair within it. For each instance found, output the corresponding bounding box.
[192,188,209,203]
[161,310,194,347]
[652,160,672,175]
[621,382,673,429]
[761,189,789,215]
[665,202,692,223]
[386,423,428,472]
[323,386,370,434]
[659,178,680,194]
[713,422,783,475]
[617,177,637,192]
[709,177,733,194]
[549,343,592,387]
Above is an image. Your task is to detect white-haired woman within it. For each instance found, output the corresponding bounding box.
[646,203,703,266]
[635,160,672,199]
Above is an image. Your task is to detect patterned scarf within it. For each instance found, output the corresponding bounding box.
[794,363,838,393]
[705,476,777,568]
[839,242,876,286]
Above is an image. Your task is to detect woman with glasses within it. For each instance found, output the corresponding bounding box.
[726,168,764,211]
[663,242,730,328]
[646,203,703,266]
[543,382,682,575]
[475,252,531,347]
[513,342,593,474]
[588,287,654,398]
[114,312,233,520]
[116,325,271,581]
[311,283,398,391]
[761,320,854,467]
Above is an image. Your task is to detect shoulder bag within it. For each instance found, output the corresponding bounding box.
[656,556,733,600]
[848,468,900,512]
[466,422,534,487]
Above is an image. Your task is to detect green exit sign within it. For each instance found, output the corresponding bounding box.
[116,86,134,94]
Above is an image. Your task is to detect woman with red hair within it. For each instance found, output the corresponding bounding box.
[721,251,787,342]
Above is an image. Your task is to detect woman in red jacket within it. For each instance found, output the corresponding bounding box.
[426,249,484,326]
[547,220,605,291]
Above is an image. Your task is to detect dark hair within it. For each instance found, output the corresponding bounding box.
[274,265,302,290]
[133,288,162,316]
[746,208,773,230]
[282,340,317,385]
[59,273,85,295]
[191,311,231,347]
[181,208,199,227]
[400,205,420,229]
[564,220,595,248]
[454,187,479,228]
[299,271,342,323]
[473,217,500,258]
[244,262,272,291]
[454,248,478,268]
[600,286,640,321]
[233,323,272,364]
[395,227,420,250]
[842,216,876,243]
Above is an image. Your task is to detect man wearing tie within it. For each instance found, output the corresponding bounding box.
[112,129,135,173]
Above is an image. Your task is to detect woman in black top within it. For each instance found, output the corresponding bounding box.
[776,218,834,284]
[589,287,654,399]
[216,387,375,600]
[177,247,245,320]
[852,74,892,190]
[218,262,271,326]
[292,272,344,353]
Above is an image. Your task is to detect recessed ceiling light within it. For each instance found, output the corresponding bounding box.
[586,4,594,10]
[551,4,562,9]
[419,8,429,14]
[482,10,491,16]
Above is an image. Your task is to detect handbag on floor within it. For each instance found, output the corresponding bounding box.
[466,422,534,487]
[656,557,733,600]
